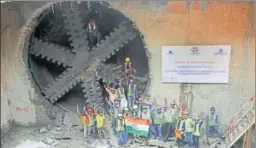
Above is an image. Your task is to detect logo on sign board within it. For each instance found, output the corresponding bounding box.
[191,46,200,55]
[168,50,175,55]
[214,48,227,55]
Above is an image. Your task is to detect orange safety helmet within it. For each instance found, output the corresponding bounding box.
[87,107,94,113]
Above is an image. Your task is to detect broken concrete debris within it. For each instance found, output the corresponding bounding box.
[39,127,47,133]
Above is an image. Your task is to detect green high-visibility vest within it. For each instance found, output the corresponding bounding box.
[127,84,136,97]
[116,118,125,132]
[176,120,185,131]
[193,123,201,136]
[171,108,178,121]
[185,118,194,132]
[153,112,163,124]
[208,114,217,126]
[164,109,173,123]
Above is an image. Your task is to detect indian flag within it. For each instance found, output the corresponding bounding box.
[125,117,150,137]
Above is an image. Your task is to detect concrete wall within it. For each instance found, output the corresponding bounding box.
[1,1,255,131]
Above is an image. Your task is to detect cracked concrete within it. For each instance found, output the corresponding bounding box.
[1,0,255,147]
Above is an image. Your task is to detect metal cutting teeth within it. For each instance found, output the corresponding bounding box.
[30,2,146,105]
[29,39,74,67]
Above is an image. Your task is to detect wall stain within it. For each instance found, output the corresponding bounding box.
[179,84,194,113]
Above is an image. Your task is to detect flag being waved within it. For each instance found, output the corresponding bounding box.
[125,117,150,137]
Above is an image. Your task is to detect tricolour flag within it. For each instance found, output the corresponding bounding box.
[125,117,150,137]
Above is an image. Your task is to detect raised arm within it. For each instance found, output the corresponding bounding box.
[104,84,112,95]
[77,105,82,116]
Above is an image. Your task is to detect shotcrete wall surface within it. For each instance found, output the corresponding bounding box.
[1,1,255,134]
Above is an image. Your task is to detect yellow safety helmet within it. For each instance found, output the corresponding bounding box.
[125,57,130,63]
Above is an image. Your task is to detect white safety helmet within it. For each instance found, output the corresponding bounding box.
[124,108,129,111]
[133,105,138,109]
[118,113,123,117]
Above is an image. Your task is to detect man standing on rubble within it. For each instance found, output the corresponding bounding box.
[86,107,96,140]
[104,84,118,104]
[193,117,204,148]
[95,108,105,139]
[152,107,164,140]
[127,79,136,109]
[140,105,155,139]
[77,105,89,141]
[170,100,179,137]
[116,113,126,146]
[105,97,120,135]
[183,111,194,147]
[175,115,185,147]
[163,104,175,142]
[132,104,139,118]
[205,107,222,138]
[117,81,128,110]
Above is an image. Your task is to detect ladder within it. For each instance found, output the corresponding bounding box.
[242,126,252,148]
[223,97,255,148]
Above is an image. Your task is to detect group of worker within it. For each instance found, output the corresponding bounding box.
[76,105,106,142]
[77,57,223,147]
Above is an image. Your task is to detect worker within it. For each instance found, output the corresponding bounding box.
[105,97,118,135]
[140,105,155,139]
[95,109,105,138]
[132,104,139,118]
[205,106,222,138]
[124,57,136,73]
[152,107,164,140]
[111,78,119,89]
[179,103,188,117]
[175,115,185,147]
[123,108,131,117]
[170,100,179,137]
[123,108,130,144]
[76,105,89,141]
[116,113,126,145]
[104,84,117,104]
[183,111,194,147]
[127,79,136,109]
[193,117,204,148]
[86,18,101,47]
[116,82,128,110]
[163,105,174,142]
[86,107,96,140]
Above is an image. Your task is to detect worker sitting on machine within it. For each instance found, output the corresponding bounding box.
[86,18,101,48]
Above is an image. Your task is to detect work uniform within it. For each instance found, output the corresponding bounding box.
[127,84,136,109]
[193,121,203,148]
[87,22,101,47]
[96,114,105,137]
[175,119,185,146]
[152,111,164,139]
[206,114,222,137]
[116,117,126,145]
[132,109,139,118]
[117,87,128,109]
[124,62,132,73]
[163,109,175,141]
[171,107,179,135]
[184,117,194,147]
[140,108,155,139]
[87,114,96,138]
[78,112,89,139]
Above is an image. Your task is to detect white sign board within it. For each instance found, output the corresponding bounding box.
[162,45,231,83]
